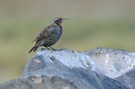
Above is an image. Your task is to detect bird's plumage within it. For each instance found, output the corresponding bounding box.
[29,17,66,53]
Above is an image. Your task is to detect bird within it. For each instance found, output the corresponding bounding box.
[29,17,68,53]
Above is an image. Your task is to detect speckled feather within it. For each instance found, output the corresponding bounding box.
[29,17,64,53]
[33,23,62,46]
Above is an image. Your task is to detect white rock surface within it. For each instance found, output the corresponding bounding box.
[84,48,135,78]
[1,48,135,89]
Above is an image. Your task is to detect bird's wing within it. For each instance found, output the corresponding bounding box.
[32,24,54,42]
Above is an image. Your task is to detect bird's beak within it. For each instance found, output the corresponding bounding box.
[62,18,68,21]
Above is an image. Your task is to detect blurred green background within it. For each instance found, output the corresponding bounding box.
[0,0,135,83]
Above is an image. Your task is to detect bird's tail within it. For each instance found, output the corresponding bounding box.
[29,46,38,53]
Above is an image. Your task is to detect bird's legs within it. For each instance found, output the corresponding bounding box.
[49,46,56,50]
[44,46,56,50]
[46,46,51,50]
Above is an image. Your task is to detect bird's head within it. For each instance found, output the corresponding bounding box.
[53,17,68,25]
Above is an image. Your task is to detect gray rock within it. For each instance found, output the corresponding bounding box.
[1,48,134,89]
[84,47,135,78]
[115,68,135,89]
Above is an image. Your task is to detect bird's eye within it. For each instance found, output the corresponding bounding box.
[59,19,62,21]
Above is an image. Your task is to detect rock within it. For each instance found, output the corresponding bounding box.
[115,67,135,89]
[1,48,135,89]
[84,48,135,78]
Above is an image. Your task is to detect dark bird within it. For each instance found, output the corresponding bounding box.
[29,17,68,53]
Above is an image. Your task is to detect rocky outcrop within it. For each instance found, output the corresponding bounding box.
[1,48,135,89]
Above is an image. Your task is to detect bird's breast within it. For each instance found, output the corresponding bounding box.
[48,27,62,42]
[52,27,62,37]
